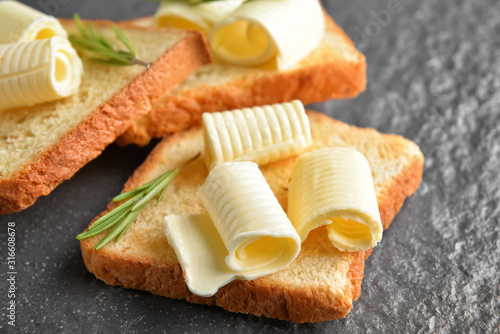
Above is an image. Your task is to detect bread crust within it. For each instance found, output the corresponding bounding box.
[116,13,367,146]
[80,111,424,323]
[0,21,211,215]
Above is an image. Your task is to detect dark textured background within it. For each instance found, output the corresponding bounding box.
[1,0,499,333]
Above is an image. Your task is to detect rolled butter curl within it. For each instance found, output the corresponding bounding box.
[209,0,325,69]
[164,161,300,296]
[203,100,311,170]
[0,37,83,110]
[0,1,68,43]
[288,148,383,252]
[155,0,243,32]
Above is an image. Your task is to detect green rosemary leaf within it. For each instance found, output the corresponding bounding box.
[76,209,129,240]
[73,13,88,38]
[114,210,141,242]
[89,200,136,231]
[76,169,177,249]
[155,169,178,201]
[94,211,138,250]
[86,24,113,50]
[112,173,165,202]
[147,169,175,189]
[70,39,132,65]
[69,13,151,68]
[88,192,145,230]
[112,189,145,202]
[113,26,136,55]
[86,24,99,43]
[157,180,169,203]
[89,57,132,66]
[88,46,132,62]
[128,171,171,211]
[131,169,178,211]
[86,204,126,230]
[69,35,126,60]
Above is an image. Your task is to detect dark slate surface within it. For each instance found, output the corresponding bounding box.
[1,0,499,333]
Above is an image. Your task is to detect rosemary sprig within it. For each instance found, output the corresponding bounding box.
[69,13,151,69]
[76,169,178,250]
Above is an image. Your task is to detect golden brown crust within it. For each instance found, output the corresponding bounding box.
[80,112,424,323]
[378,154,424,230]
[0,22,211,215]
[116,13,367,147]
[346,250,366,301]
[81,240,356,323]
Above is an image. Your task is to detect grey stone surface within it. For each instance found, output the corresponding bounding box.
[1,0,499,333]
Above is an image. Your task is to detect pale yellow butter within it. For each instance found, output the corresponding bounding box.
[288,148,383,252]
[0,37,83,110]
[163,161,301,297]
[203,100,311,170]
[209,0,325,69]
[0,1,68,43]
[155,0,243,32]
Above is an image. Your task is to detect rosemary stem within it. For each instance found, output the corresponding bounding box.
[132,58,152,69]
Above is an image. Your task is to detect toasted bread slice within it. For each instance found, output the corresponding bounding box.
[116,11,366,146]
[0,19,211,214]
[80,111,424,323]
